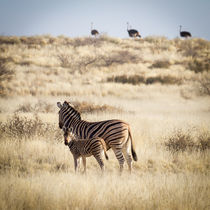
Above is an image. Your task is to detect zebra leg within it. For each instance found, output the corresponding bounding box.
[74,157,78,173]
[93,154,105,172]
[113,149,125,174]
[82,157,86,174]
[77,157,81,172]
[122,146,132,173]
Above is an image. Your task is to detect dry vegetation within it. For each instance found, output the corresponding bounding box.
[0,35,210,210]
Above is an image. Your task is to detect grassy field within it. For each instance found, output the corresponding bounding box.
[0,35,210,210]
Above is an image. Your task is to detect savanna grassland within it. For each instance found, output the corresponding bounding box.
[0,35,210,210]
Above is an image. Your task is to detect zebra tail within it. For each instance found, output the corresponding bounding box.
[100,138,109,160]
[104,152,109,160]
[128,127,138,161]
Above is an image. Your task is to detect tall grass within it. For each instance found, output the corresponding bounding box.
[0,172,209,210]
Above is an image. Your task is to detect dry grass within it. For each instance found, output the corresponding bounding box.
[107,74,182,85]
[0,172,209,210]
[1,35,209,97]
[0,35,210,210]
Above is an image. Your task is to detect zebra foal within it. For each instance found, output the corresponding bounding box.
[63,127,108,173]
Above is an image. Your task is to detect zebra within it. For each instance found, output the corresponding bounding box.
[57,101,138,173]
[63,127,108,173]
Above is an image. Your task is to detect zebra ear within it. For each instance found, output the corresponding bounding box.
[63,101,69,108]
[57,102,62,109]
[64,101,74,108]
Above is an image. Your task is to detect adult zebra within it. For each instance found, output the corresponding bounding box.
[57,101,137,173]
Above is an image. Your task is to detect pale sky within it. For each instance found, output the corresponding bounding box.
[0,0,210,39]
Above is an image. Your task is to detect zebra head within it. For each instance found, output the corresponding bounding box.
[57,101,67,129]
[63,127,74,145]
[57,101,81,129]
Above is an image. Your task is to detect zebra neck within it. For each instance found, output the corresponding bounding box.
[64,117,81,128]
[72,120,89,138]
[68,141,74,149]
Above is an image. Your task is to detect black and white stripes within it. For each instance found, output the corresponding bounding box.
[63,127,108,173]
[57,101,137,173]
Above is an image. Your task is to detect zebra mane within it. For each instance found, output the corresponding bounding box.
[64,101,81,120]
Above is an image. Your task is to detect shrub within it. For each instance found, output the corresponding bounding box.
[150,60,171,69]
[57,53,98,72]
[198,131,210,151]
[0,60,14,95]
[0,36,21,45]
[0,114,58,140]
[107,75,145,85]
[164,129,210,153]
[146,75,181,85]
[188,58,210,73]
[101,50,139,66]
[175,38,210,58]
[107,74,181,85]
[20,36,48,46]
[164,130,194,153]
[196,75,210,96]
[57,54,73,68]
[58,50,139,72]
[0,61,14,82]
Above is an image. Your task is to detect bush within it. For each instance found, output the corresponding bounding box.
[164,129,210,153]
[107,74,144,85]
[146,75,181,85]
[0,114,59,140]
[0,61,14,82]
[196,75,210,96]
[198,132,210,151]
[107,74,181,85]
[101,50,139,66]
[0,36,21,45]
[150,60,171,69]
[58,50,139,72]
[174,38,210,58]
[164,130,194,153]
[0,60,14,95]
[188,58,210,73]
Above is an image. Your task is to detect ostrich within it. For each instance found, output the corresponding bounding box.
[91,22,99,36]
[127,22,141,38]
[179,25,191,38]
